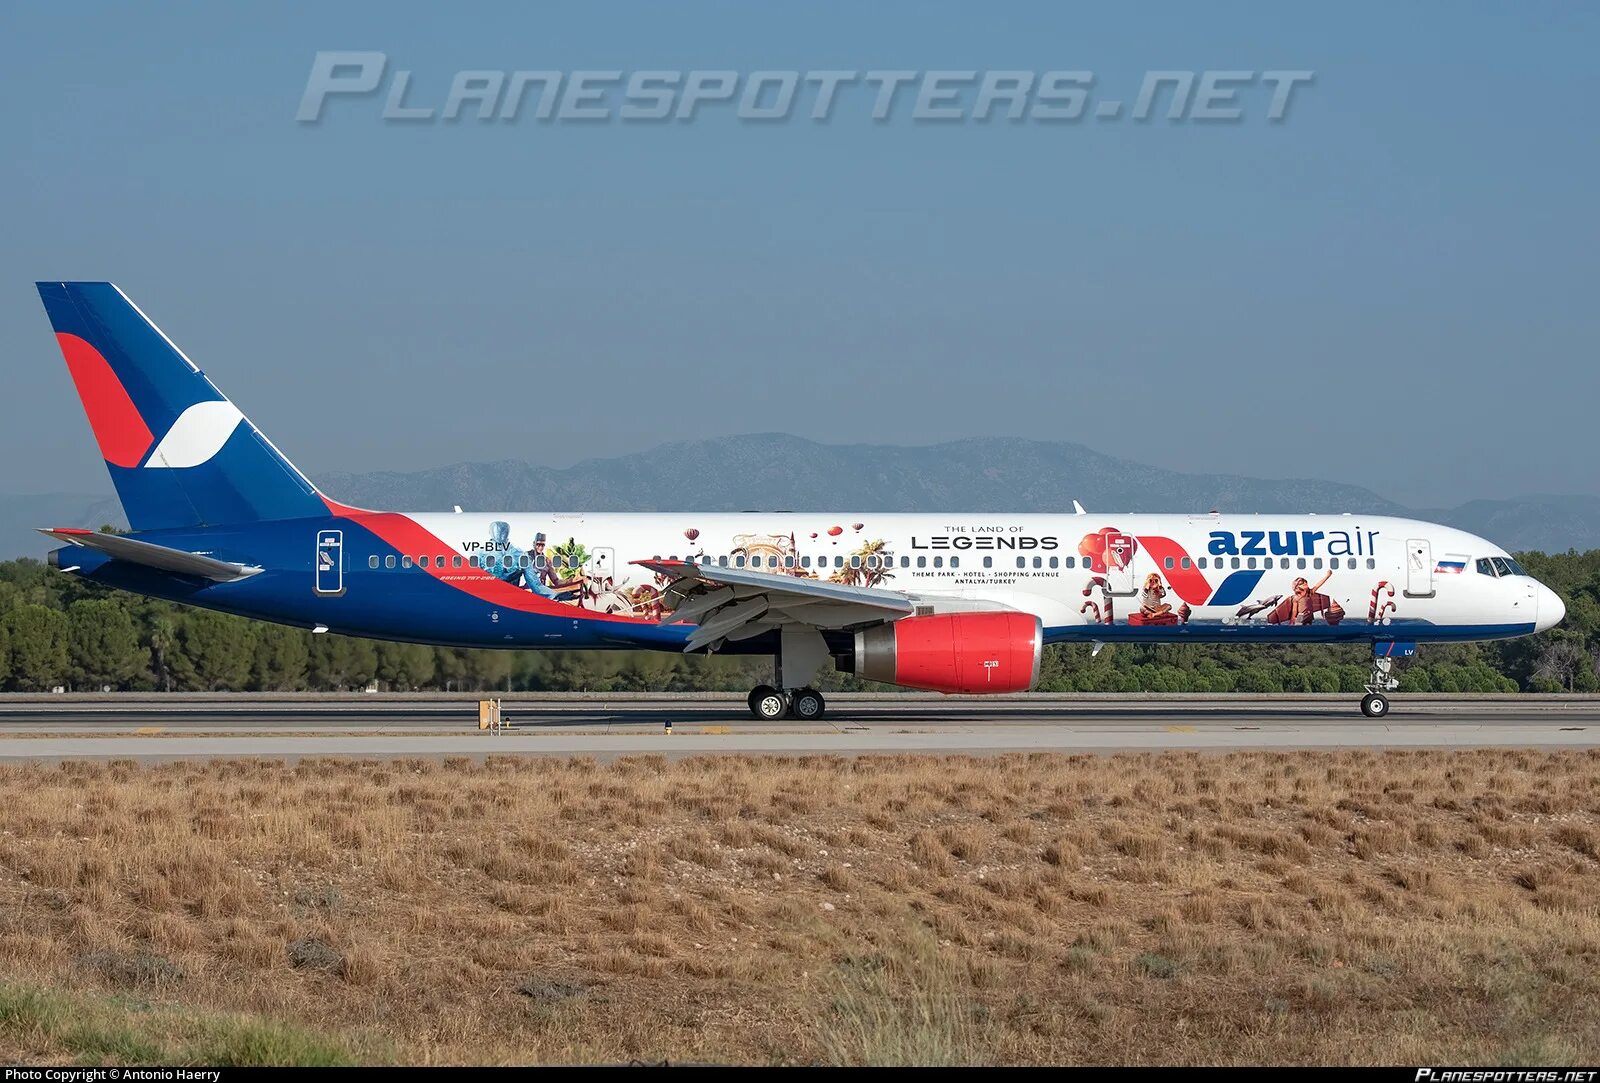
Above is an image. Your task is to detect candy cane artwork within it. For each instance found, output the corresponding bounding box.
[1368,581,1395,624]
[1082,577,1113,624]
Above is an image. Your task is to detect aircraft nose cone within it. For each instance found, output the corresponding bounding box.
[1536,583,1566,632]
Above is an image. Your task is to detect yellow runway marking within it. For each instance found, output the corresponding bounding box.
[134,726,164,735]
[699,725,731,735]
[1166,725,1198,733]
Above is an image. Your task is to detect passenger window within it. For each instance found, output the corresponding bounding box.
[385,555,396,569]
[1049,556,1058,569]
[1065,556,1077,569]
[1197,557,1207,569]
[1016,556,1025,569]
[918,556,928,569]
[1032,556,1041,569]
[1246,557,1256,569]
[1231,557,1241,570]
[736,556,746,567]
[933,556,943,568]
[368,555,379,569]
[419,556,430,569]
[900,556,910,568]
[401,556,413,569]
[453,555,463,568]
[983,556,993,569]
[785,556,795,569]
[1297,557,1307,570]
[1366,558,1376,570]
[1180,557,1191,570]
[718,555,728,567]
[950,557,959,569]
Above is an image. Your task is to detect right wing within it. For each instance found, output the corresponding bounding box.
[635,559,915,652]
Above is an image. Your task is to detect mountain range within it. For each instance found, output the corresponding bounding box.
[5,434,1595,558]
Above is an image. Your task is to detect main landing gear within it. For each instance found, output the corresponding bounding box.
[746,626,831,721]
[747,685,827,721]
[1360,644,1409,718]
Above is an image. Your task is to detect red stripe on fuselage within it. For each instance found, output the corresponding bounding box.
[56,333,154,468]
[320,497,647,624]
[1135,535,1212,606]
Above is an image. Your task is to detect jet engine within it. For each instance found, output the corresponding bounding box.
[852,612,1042,694]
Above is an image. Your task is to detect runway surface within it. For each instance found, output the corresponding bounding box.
[0,695,1595,760]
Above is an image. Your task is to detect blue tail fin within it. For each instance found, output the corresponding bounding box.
[37,282,328,530]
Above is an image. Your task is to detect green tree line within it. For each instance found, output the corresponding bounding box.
[1,549,1595,693]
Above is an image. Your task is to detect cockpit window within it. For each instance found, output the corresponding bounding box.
[1477,556,1527,578]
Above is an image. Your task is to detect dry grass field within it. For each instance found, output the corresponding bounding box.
[0,749,1596,1065]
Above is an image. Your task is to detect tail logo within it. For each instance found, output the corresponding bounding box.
[56,332,244,470]
[144,399,245,469]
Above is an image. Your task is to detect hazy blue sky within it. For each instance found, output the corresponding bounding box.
[1,1,1595,507]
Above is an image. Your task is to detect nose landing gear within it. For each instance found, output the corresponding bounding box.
[1361,642,1412,717]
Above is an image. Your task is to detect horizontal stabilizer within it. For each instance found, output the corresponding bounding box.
[40,528,262,583]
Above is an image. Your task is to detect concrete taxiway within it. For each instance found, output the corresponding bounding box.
[0,695,1594,760]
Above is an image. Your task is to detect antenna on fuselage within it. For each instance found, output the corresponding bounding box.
[1072,501,1086,515]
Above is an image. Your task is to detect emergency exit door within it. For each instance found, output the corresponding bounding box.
[1405,538,1433,597]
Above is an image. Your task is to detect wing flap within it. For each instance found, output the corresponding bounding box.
[636,559,915,652]
[636,559,916,616]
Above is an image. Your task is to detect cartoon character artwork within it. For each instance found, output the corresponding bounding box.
[1078,527,1137,575]
[525,533,586,602]
[1266,570,1345,626]
[483,521,528,585]
[1127,572,1192,626]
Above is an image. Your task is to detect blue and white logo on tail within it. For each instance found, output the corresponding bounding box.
[37,282,327,530]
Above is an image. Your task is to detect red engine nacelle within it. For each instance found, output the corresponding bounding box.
[852,612,1042,694]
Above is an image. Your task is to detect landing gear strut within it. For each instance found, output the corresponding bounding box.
[1361,646,1406,718]
[746,627,831,721]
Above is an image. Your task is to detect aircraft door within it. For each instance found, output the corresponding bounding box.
[585,547,617,588]
[1104,530,1138,595]
[1405,538,1433,597]
[315,529,344,596]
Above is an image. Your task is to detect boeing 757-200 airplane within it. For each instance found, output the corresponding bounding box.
[34,282,1565,720]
